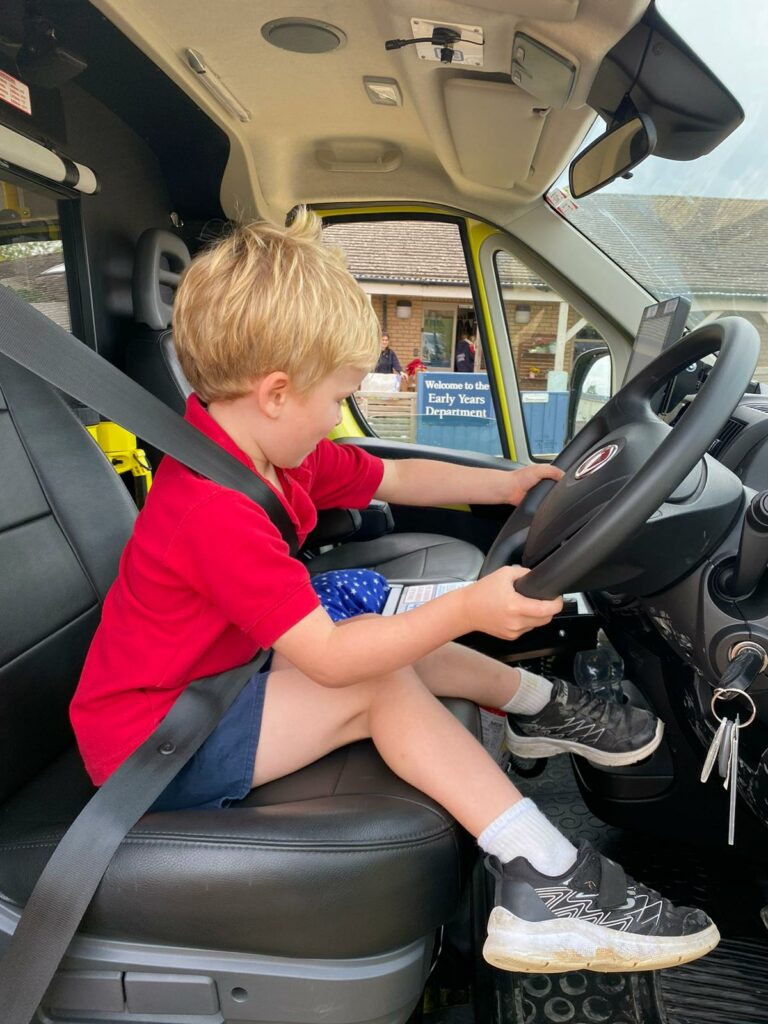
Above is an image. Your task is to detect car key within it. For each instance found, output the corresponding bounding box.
[700,716,728,783]
[718,718,734,785]
[727,715,740,844]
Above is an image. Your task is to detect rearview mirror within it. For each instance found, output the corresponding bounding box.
[569,115,656,199]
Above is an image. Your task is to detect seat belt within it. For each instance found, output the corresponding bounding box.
[0,655,270,1024]
[0,285,298,554]
[0,285,299,1023]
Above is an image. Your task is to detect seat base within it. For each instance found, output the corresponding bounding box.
[0,700,479,961]
[0,901,432,1024]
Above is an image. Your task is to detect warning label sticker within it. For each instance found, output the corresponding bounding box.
[0,71,31,116]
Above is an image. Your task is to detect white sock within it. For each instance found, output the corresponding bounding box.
[478,798,578,875]
[501,668,553,716]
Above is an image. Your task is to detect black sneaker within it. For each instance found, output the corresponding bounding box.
[505,677,664,767]
[483,841,719,973]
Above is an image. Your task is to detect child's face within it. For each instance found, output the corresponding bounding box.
[276,365,367,466]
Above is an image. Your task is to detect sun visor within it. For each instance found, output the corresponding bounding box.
[588,5,743,160]
[0,122,98,194]
[444,78,547,189]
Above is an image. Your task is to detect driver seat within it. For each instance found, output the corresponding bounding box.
[124,228,484,583]
[0,345,478,1023]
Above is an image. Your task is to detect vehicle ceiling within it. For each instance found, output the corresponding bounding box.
[90,0,649,226]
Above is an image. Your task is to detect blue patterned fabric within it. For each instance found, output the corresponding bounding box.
[311,569,391,622]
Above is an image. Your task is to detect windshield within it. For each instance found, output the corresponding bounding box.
[547,0,768,380]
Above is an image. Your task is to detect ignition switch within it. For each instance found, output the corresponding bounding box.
[719,640,768,696]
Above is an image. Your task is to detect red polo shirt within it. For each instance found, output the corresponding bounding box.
[70,395,384,785]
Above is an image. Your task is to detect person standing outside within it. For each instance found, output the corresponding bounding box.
[454,329,476,373]
[375,332,404,378]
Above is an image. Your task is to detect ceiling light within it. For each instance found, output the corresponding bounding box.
[261,18,346,54]
[184,49,251,123]
[363,77,402,107]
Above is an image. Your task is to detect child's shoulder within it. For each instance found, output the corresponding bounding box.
[140,457,275,542]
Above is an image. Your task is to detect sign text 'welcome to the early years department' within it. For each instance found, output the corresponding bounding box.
[417,372,493,419]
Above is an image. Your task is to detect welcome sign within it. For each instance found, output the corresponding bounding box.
[416,372,501,455]
[417,372,494,420]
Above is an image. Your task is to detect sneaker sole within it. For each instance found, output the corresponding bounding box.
[483,906,720,973]
[505,717,664,767]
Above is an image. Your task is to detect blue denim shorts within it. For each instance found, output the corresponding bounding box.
[147,571,388,813]
[148,663,270,812]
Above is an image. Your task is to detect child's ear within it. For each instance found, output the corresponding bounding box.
[255,372,291,418]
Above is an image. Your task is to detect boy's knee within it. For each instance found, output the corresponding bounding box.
[369,667,427,704]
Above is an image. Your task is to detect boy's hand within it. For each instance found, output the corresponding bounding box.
[463,566,563,640]
[506,464,564,506]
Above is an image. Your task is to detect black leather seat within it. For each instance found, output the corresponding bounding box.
[308,531,484,581]
[125,228,484,583]
[0,342,478,1023]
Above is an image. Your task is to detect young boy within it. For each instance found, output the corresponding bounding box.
[70,211,718,973]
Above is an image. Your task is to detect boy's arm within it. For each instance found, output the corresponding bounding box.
[374,458,562,508]
[272,566,562,687]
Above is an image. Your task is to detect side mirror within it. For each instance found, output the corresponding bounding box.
[567,347,611,440]
[569,114,656,199]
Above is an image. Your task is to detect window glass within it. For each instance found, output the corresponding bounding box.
[494,249,612,458]
[0,177,71,331]
[323,219,501,457]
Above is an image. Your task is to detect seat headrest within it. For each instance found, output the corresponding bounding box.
[132,228,191,330]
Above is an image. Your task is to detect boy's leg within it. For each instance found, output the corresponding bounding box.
[412,642,663,768]
[253,655,526,832]
[411,641,525,705]
[253,656,569,838]
[252,657,718,972]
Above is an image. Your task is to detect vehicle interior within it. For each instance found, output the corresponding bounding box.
[0,0,767,1022]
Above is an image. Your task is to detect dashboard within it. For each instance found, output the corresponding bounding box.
[662,360,768,480]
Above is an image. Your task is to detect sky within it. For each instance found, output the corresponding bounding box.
[558,0,768,199]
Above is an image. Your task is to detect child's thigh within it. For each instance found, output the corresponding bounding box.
[252,660,377,787]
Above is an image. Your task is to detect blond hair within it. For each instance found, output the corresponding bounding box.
[172,208,380,402]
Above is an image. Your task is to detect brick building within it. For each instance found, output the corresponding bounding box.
[324,219,602,391]
[324,197,768,390]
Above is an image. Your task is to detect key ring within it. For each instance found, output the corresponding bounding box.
[711,687,757,728]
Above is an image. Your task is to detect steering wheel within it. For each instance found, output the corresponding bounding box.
[481,317,760,599]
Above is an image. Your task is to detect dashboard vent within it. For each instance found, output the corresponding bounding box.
[709,418,745,458]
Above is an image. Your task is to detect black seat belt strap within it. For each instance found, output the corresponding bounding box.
[0,653,269,1024]
[0,286,300,1021]
[0,286,298,554]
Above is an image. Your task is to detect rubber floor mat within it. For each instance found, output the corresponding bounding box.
[497,969,656,1023]
[654,937,768,1024]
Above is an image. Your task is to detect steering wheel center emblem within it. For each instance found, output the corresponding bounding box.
[575,443,619,479]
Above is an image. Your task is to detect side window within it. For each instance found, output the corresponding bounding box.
[323,219,502,458]
[0,176,72,332]
[494,250,612,459]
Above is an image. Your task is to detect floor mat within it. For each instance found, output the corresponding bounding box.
[656,937,768,1024]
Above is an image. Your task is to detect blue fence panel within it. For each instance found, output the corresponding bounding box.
[415,415,502,456]
[521,392,569,455]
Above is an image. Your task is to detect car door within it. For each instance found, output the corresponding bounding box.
[317,202,649,548]
[317,205,524,551]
